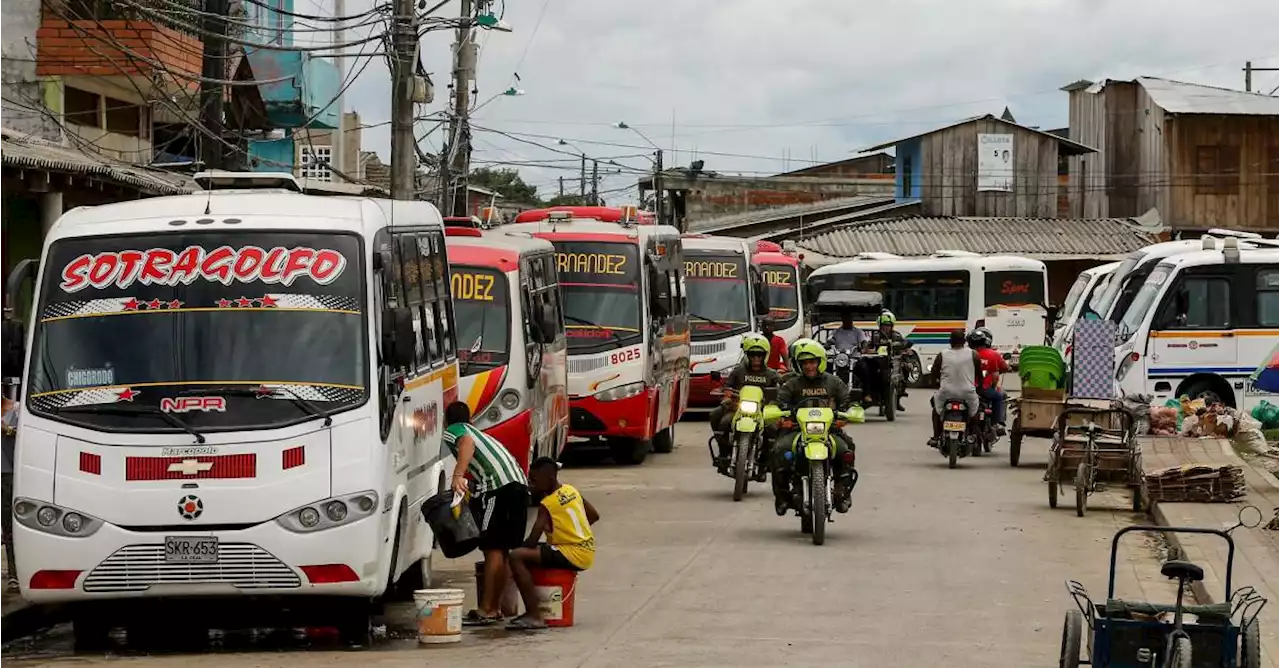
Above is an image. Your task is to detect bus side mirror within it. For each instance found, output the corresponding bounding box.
[1,320,24,378]
[382,307,417,368]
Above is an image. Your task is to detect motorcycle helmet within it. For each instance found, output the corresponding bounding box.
[877,310,896,327]
[741,333,771,357]
[975,326,993,347]
[790,338,827,374]
[966,328,992,349]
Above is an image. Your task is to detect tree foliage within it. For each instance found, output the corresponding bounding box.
[468,167,540,203]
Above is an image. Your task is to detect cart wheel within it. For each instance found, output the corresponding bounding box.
[1048,479,1059,508]
[1074,463,1088,518]
[1241,618,1262,668]
[1059,609,1083,668]
[1009,428,1023,467]
[1170,635,1192,668]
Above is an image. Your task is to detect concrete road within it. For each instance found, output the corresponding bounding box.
[6,392,1180,667]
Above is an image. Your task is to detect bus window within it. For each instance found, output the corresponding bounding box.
[393,233,431,370]
[1155,273,1232,330]
[1256,268,1278,328]
[428,231,455,360]
[984,271,1045,307]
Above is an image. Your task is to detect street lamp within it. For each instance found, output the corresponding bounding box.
[613,122,665,226]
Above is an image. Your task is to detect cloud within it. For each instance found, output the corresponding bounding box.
[311,0,1279,202]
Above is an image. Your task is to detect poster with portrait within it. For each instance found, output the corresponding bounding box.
[977,133,1014,192]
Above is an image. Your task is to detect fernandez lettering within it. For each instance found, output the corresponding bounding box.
[451,271,496,301]
[684,260,741,279]
[556,252,628,276]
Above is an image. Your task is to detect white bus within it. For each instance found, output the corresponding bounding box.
[806,252,1049,377]
[3,174,455,642]
[1051,261,1119,350]
[1114,238,1278,411]
[681,234,768,414]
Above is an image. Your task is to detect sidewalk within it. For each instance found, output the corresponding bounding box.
[1141,436,1279,668]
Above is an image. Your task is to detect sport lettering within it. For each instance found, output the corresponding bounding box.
[556,252,627,276]
[1001,280,1030,295]
[763,270,793,286]
[684,260,741,279]
[59,246,348,293]
[451,272,496,301]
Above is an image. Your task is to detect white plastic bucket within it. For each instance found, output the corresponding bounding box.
[414,588,465,644]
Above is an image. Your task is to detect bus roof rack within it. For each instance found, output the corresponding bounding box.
[194,170,301,193]
[852,252,903,260]
[932,249,981,258]
[1207,228,1263,239]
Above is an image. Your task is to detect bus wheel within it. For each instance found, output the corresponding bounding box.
[609,437,649,465]
[652,426,675,454]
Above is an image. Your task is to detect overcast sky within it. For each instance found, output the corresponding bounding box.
[305,0,1279,203]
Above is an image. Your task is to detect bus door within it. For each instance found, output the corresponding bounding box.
[982,269,1047,356]
[520,253,568,462]
[1142,265,1238,390]
[645,238,688,433]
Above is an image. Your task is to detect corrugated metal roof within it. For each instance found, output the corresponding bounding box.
[1,129,194,195]
[1137,77,1279,116]
[860,114,1098,156]
[690,195,892,234]
[795,216,1160,262]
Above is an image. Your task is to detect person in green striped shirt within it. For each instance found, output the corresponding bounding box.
[443,401,529,626]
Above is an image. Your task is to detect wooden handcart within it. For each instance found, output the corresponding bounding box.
[1044,406,1142,516]
[1008,386,1069,467]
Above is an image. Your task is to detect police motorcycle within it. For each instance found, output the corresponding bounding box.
[707,335,776,501]
[809,290,900,422]
[764,340,864,546]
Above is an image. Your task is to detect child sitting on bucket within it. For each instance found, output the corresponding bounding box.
[505,457,599,631]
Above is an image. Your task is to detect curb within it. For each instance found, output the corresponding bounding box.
[1,600,67,642]
[1148,500,1219,608]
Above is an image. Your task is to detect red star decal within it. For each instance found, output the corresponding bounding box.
[216,298,232,308]
[254,385,278,398]
[236,296,254,308]
[146,298,163,310]
[259,294,278,308]
[123,298,140,311]
[116,387,140,402]
[168,299,183,309]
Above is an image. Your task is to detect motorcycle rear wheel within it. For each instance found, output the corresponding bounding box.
[947,437,958,469]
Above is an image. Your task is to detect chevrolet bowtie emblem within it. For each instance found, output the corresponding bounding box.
[168,459,214,476]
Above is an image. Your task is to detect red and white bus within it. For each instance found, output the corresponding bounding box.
[506,207,689,465]
[681,234,769,413]
[444,224,568,472]
[752,240,805,345]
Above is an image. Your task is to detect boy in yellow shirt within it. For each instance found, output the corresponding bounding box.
[506,457,599,631]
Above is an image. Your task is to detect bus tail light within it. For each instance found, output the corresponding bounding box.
[299,564,359,584]
[30,570,82,590]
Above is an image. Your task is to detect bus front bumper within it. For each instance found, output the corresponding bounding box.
[567,392,651,442]
[15,509,386,604]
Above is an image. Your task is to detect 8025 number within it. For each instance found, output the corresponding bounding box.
[610,349,641,365]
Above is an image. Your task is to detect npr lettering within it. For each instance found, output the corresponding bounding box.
[684,261,739,279]
[557,252,627,276]
[160,396,227,413]
[451,272,495,301]
[763,270,792,286]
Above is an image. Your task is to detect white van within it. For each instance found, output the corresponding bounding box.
[1051,261,1118,350]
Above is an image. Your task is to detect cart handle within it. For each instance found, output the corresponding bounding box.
[1107,525,1236,600]
[1064,579,1095,629]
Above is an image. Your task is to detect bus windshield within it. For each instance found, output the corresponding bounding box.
[553,241,641,353]
[1059,273,1092,322]
[984,271,1045,307]
[684,254,750,339]
[27,231,366,433]
[450,265,510,374]
[1107,261,1160,325]
[1117,265,1173,341]
[760,263,800,328]
[1087,251,1142,318]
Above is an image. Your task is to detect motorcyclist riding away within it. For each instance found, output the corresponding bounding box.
[771,338,857,517]
[968,327,1010,436]
[927,329,983,449]
[710,333,781,474]
[862,310,909,412]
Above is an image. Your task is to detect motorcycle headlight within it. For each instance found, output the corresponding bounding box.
[836,353,849,367]
[804,421,826,435]
[738,400,760,414]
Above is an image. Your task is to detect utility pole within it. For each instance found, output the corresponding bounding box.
[653,149,664,227]
[389,0,417,199]
[446,0,476,215]
[332,0,346,182]
[1244,61,1279,93]
[199,0,228,170]
[558,176,564,198]
[591,159,599,205]
[579,154,586,200]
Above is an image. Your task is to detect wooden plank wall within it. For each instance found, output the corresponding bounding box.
[1134,84,1169,219]
[920,119,1059,217]
[1166,114,1279,231]
[1066,87,1108,218]
[1105,82,1141,217]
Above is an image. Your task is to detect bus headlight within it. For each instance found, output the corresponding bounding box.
[14,498,104,538]
[277,492,377,533]
[594,382,645,402]
[499,390,521,411]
